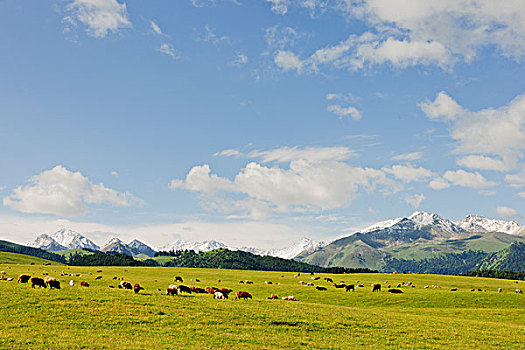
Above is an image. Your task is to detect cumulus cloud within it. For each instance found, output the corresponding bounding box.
[421,92,525,171]
[517,192,525,199]
[274,50,304,72]
[505,171,525,188]
[150,20,163,35]
[265,25,302,50]
[442,169,495,188]
[327,105,362,121]
[496,206,522,219]
[3,165,143,217]
[405,193,425,209]
[383,164,434,183]
[203,25,229,45]
[171,145,401,219]
[429,178,451,190]
[64,0,131,38]
[270,1,525,72]
[231,53,248,66]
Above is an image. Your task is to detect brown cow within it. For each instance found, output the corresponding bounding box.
[324,277,333,283]
[133,283,144,294]
[236,291,252,300]
[267,294,278,299]
[205,286,219,294]
[178,285,192,294]
[47,280,61,289]
[450,288,459,291]
[167,285,178,296]
[174,276,183,282]
[372,284,381,292]
[333,283,345,289]
[316,286,327,291]
[31,277,46,288]
[345,284,355,292]
[219,288,232,297]
[194,287,206,294]
[81,281,90,287]
[18,274,31,283]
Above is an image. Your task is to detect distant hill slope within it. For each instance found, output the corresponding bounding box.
[0,240,67,264]
[159,248,374,273]
[0,252,62,265]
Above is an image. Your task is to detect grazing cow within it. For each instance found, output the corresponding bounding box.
[69,280,74,286]
[113,277,118,280]
[324,277,333,283]
[18,274,31,283]
[333,284,345,289]
[245,280,253,284]
[205,286,219,294]
[358,284,364,288]
[424,285,429,289]
[239,280,244,284]
[345,284,355,292]
[219,288,232,296]
[47,280,61,289]
[312,277,320,280]
[7,278,13,282]
[120,281,133,290]
[306,282,314,286]
[178,285,192,294]
[267,294,278,299]
[450,288,459,291]
[31,277,47,288]
[167,285,178,296]
[372,284,381,292]
[236,291,252,300]
[95,276,103,280]
[81,281,90,287]
[282,296,296,301]
[265,281,272,284]
[316,286,327,291]
[516,289,523,294]
[0,271,4,275]
[388,289,403,294]
[498,288,502,293]
[194,287,206,294]
[214,292,225,299]
[174,276,183,282]
[133,283,144,294]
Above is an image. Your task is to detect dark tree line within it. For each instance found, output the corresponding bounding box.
[456,270,525,281]
[68,251,157,267]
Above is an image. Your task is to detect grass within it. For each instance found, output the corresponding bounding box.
[50,249,93,258]
[0,252,63,265]
[0,261,524,349]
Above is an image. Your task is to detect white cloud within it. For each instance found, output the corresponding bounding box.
[442,169,495,188]
[216,146,357,163]
[150,20,163,35]
[496,206,522,219]
[171,155,397,219]
[159,43,179,59]
[110,171,118,177]
[266,0,288,15]
[65,0,131,38]
[383,164,434,183]
[3,165,143,217]
[274,50,303,72]
[456,155,510,171]
[429,178,451,190]
[265,26,301,50]
[517,192,525,199]
[214,149,242,158]
[231,53,248,66]
[391,152,422,162]
[421,92,525,170]
[327,105,362,121]
[203,25,229,45]
[405,193,425,209]
[191,0,216,7]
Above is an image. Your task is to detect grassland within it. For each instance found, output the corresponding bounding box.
[0,252,62,265]
[1,259,524,349]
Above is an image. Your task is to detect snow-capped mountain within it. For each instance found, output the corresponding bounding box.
[31,228,100,251]
[30,233,67,251]
[101,238,135,256]
[457,215,525,236]
[159,240,228,253]
[362,218,403,233]
[128,239,156,257]
[267,238,326,259]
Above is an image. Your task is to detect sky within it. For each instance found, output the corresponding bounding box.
[0,0,524,249]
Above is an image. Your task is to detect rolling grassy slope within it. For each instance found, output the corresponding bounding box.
[0,265,523,349]
[50,248,93,258]
[0,252,61,265]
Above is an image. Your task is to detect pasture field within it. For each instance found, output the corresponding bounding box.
[0,263,524,349]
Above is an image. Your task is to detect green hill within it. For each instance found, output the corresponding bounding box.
[51,249,93,258]
[0,240,67,264]
[0,252,62,265]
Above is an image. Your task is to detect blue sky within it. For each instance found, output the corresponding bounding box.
[0,0,524,248]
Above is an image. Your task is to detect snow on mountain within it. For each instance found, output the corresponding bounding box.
[361,218,403,233]
[457,215,525,235]
[268,238,326,259]
[30,233,67,251]
[159,240,228,253]
[101,238,134,256]
[31,228,100,251]
[128,239,156,257]
[408,211,465,234]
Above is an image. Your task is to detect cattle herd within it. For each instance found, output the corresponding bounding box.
[1,269,522,302]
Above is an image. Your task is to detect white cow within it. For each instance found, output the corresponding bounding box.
[214,292,225,299]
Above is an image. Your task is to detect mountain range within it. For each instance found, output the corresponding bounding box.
[29,212,524,268]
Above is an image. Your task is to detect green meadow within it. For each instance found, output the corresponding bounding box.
[1,257,524,349]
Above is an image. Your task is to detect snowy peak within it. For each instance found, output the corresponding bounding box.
[128,239,156,257]
[31,228,100,251]
[270,238,326,259]
[159,240,227,253]
[457,216,524,235]
[101,238,134,256]
[408,211,465,234]
[361,218,403,234]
